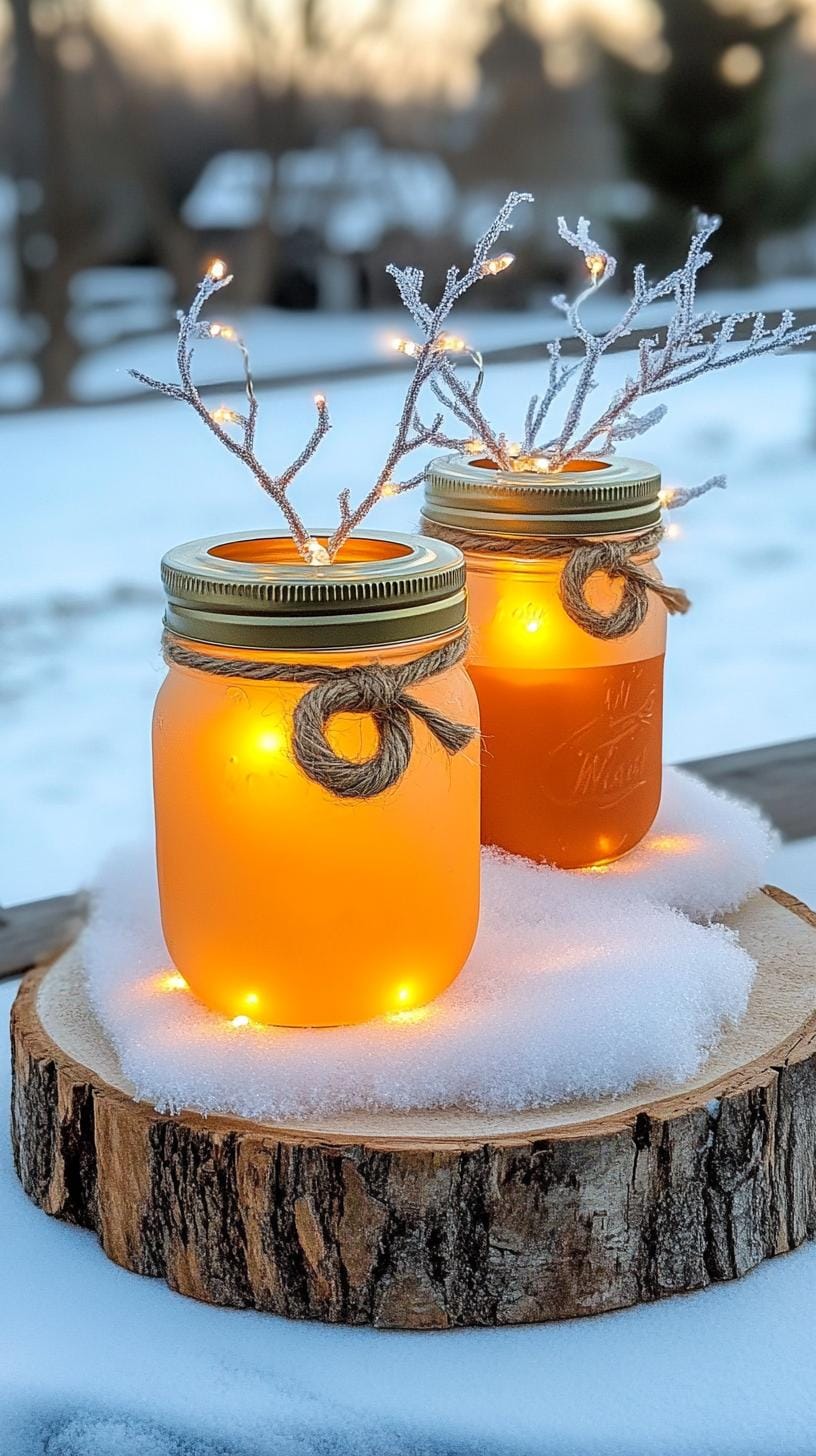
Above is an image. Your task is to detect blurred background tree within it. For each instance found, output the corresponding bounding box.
[1,0,816,405]
[605,0,816,277]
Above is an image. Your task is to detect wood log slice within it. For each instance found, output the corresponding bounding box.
[10,886,816,1329]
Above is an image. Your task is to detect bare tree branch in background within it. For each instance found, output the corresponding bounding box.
[8,0,82,403]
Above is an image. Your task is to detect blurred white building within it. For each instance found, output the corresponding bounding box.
[181,130,458,309]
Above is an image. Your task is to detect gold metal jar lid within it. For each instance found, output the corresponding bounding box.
[423,453,661,538]
[161,529,467,650]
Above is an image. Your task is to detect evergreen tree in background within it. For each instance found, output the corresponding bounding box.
[605,0,816,278]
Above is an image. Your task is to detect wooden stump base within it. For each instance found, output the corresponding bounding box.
[10,886,816,1329]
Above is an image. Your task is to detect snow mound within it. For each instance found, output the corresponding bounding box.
[83,769,771,1121]
[581,767,778,918]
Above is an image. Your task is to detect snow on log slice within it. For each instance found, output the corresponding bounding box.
[10,887,816,1329]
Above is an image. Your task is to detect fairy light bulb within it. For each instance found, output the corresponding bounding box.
[207,257,228,281]
[305,537,330,565]
[436,332,468,353]
[210,322,236,341]
[210,405,241,426]
[391,337,421,358]
[257,728,284,754]
[480,252,515,277]
[585,252,606,282]
[381,481,398,498]
[514,453,552,474]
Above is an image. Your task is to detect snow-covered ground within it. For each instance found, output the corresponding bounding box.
[0,308,556,409]
[1,337,815,904]
[64,274,816,400]
[72,307,556,401]
[6,271,816,409]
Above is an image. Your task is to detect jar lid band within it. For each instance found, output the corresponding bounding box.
[161,529,467,650]
[423,454,661,537]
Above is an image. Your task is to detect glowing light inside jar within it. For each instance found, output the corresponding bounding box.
[464,549,667,869]
[256,728,285,755]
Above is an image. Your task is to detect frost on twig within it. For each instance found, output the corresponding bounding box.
[434,211,816,507]
[129,261,332,563]
[663,475,727,509]
[533,213,816,471]
[326,190,533,557]
[130,192,533,563]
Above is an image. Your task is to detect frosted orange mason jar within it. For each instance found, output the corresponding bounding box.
[153,530,480,1026]
[422,456,668,869]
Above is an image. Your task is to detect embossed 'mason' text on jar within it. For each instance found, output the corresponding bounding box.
[422,456,668,869]
[154,530,480,1026]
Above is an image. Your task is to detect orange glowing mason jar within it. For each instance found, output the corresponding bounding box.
[153,530,480,1026]
[423,456,667,869]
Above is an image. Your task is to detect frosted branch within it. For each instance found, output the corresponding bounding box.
[130,266,330,560]
[665,475,727,509]
[327,191,533,557]
[522,341,583,451]
[534,213,816,468]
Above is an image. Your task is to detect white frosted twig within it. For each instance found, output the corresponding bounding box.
[522,340,583,451]
[534,214,816,467]
[129,267,331,561]
[326,191,533,557]
[665,474,727,509]
[432,354,511,467]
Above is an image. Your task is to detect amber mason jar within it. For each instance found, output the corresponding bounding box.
[154,530,480,1027]
[423,456,667,869]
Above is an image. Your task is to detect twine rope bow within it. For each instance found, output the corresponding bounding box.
[419,519,689,641]
[162,630,475,800]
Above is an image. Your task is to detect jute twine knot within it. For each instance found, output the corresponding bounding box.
[419,518,690,641]
[162,630,475,800]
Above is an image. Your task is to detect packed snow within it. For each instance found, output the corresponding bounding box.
[80,770,766,1121]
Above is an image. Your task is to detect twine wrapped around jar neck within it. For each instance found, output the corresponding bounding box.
[418,519,689,641]
[162,629,475,800]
